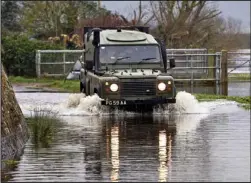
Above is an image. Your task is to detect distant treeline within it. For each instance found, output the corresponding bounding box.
[238,33,250,49]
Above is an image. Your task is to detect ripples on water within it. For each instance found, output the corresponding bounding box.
[3,91,250,182]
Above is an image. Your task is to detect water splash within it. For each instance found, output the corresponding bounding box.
[60,91,212,117]
[65,93,86,108]
[174,114,209,135]
[16,90,242,136]
[174,91,209,114]
[18,90,238,118]
[154,91,209,115]
[58,93,103,116]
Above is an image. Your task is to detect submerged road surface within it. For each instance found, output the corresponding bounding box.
[3,87,250,182]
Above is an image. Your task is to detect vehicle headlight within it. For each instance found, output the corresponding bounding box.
[110,83,118,92]
[167,81,171,85]
[158,82,166,91]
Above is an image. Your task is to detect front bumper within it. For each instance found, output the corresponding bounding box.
[101,98,176,106]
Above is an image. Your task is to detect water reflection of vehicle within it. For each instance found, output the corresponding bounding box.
[59,113,207,181]
[101,115,175,182]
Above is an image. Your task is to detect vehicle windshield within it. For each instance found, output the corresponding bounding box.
[99,45,161,65]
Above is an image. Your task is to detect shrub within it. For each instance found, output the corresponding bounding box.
[1,33,64,77]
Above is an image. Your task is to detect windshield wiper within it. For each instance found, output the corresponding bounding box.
[112,56,131,65]
[137,57,156,64]
[142,57,156,61]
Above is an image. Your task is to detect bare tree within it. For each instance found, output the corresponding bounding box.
[203,15,244,51]
[122,1,155,26]
[78,13,130,28]
[149,1,221,48]
[220,16,243,50]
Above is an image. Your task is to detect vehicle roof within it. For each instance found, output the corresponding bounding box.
[92,29,158,45]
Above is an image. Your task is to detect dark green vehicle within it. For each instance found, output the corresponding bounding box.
[72,26,177,111]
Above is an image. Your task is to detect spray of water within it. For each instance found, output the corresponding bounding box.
[17,90,240,135]
[59,91,211,115]
[56,93,103,116]
[174,114,209,135]
[66,93,86,108]
[173,91,209,114]
[19,90,236,117]
[77,94,102,113]
[153,91,209,115]
[59,93,141,117]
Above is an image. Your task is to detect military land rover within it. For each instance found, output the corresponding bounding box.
[73,26,177,111]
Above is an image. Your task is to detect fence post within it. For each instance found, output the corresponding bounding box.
[215,53,220,95]
[63,52,66,75]
[190,55,194,93]
[221,50,228,96]
[36,50,41,78]
[208,49,215,80]
[36,50,38,77]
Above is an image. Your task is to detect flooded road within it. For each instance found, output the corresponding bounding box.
[228,81,250,96]
[4,87,250,182]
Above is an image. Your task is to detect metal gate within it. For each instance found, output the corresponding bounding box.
[166,49,222,94]
[35,50,84,77]
[35,49,250,95]
[35,49,221,79]
[227,50,250,74]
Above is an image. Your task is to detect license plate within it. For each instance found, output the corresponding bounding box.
[105,100,127,105]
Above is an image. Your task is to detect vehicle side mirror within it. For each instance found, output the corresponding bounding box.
[169,58,175,68]
[85,61,93,70]
[155,37,167,73]
[92,28,101,47]
[72,60,82,71]
[66,60,82,80]
[162,48,167,72]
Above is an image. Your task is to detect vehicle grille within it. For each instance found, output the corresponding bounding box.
[120,80,156,97]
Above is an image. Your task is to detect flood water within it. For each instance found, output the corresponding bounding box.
[228,81,250,97]
[3,85,250,182]
[175,81,250,96]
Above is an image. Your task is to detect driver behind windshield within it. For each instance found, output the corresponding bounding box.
[99,47,115,63]
[139,46,152,57]
[100,45,160,64]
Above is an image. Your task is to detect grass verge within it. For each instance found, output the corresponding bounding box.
[26,107,62,148]
[1,159,19,182]
[228,73,250,81]
[9,76,80,93]
[1,108,62,182]
[194,94,250,110]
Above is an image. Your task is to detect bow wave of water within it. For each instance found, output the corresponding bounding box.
[17,91,236,117]
[16,90,238,136]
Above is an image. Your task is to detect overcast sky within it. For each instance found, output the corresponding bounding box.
[102,1,250,33]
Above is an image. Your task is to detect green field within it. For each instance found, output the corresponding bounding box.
[194,94,250,110]
[228,73,250,81]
